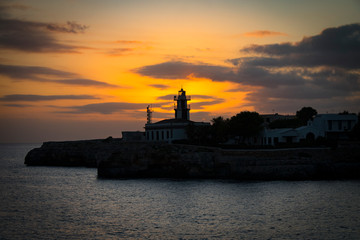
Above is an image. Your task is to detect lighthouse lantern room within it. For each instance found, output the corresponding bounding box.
[174,88,191,120]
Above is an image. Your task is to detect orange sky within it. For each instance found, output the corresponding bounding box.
[1,0,360,142]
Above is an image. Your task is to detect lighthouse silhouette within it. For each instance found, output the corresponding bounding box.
[174,88,191,120]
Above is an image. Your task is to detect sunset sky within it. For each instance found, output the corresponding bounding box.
[1,0,360,143]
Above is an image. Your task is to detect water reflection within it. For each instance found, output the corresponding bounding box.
[1,144,360,239]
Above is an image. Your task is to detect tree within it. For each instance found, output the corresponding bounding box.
[186,123,211,145]
[210,116,229,144]
[296,107,317,125]
[339,110,349,115]
[268,118,302,129]
[228,111,263,144]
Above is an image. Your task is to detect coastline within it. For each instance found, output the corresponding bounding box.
[24,138,360,180]
[24,138,123,167]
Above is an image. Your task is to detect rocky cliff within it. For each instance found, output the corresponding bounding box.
[25,138,123,167]
[98,143,360,180]
[25,139,360,180]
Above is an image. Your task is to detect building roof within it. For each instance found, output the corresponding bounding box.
[265,128,299,137]
[145,118,210,130]
[152,118,193,125]
[316,114,357,120]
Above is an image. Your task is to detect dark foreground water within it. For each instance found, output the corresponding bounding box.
[1,144,360,240]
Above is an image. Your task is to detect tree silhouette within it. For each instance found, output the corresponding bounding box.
[210,116,229,143]
[268,118,302,129]
[228,111,263,144]
[186,123,211,145]
[296,107,317,125]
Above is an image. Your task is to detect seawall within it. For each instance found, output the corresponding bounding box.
[25,139,360,180]
[98,143,360,180]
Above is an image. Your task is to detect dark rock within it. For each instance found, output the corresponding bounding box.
[25,139,360,180]
[25,138,123,167]
[97,143,360,180]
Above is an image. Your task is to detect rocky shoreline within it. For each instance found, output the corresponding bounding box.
[25,138,123,167]
[25,139,360,180]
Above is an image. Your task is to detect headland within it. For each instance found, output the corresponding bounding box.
[25,138,360,180]
[24,89,360,180]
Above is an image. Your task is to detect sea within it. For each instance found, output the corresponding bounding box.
[0,143,360,240]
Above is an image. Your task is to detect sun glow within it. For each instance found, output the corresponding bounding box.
[1,0,359,142]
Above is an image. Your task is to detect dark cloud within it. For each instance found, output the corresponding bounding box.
[52,79,118,87]
[192,95,219,99]
[307,68,360,92]
[246,85,344,102]
[158,105,174,111]
[239,23,360,69]
[191,99,225,110]
[244,70,359,113]
[46,21,88,34]
[0,64,118,87]
[157,94,175,100]
[135,24,360,113]
[156,93,224,110]
[236,66,305,88]
[60,102,147,114]
[135,60,304,87]
[0,94,99,102]
[3,103,33,108]
[189,95,225,109]
[0,3,30,13]
[0,64,74,79]
[134,61,236,81]
[230,24,360,112]
[149,84,169,90]
[135,59,359,101]
[151,111,174,120]
[0,15,88,53]
[244,88,360,114]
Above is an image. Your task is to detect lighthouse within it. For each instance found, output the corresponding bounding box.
[144,88,209,143]
[174,88,191,120]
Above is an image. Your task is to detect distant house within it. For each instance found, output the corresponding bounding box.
[145,89,210,143]
[308,114,358,139]
[262,113,358,145]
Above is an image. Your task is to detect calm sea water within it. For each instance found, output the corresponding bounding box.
[0,143,360,240]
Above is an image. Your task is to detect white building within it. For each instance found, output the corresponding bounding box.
[309,114,358,138]
[145,89,210,143]
[262,114,358,145]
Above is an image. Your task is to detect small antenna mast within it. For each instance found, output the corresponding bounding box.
[146,105,153,124]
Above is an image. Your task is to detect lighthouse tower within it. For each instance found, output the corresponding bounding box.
[174,88,191,120]
[144,88,209,143]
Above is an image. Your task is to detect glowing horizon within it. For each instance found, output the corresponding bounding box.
[1,0,360,143]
